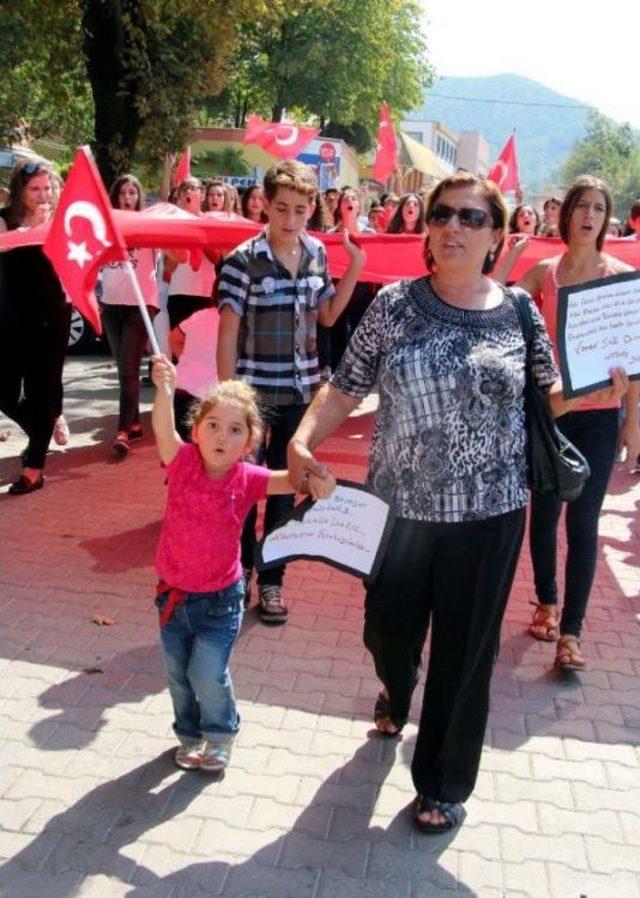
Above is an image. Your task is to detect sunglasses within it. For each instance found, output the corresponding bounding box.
[427,204,493,230]
[21,161,48,177]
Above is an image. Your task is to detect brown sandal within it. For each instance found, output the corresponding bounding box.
[555,635,585,671]
[529,604,559,642]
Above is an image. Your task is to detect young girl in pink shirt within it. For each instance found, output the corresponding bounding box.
[151,355,334,772]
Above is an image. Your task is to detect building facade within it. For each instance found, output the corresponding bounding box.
[400,119,490,178]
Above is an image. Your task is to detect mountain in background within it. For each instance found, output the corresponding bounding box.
[405,74,591,191]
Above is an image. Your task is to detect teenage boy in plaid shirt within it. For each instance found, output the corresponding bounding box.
[217,160,365,624]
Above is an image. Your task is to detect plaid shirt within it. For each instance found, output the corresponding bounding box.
[217,230,335,406]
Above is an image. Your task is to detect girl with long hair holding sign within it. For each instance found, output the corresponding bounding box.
[504,176,640,670]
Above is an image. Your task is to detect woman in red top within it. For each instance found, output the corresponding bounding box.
[510,176,640,670]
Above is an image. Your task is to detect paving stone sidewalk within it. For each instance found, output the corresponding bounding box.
[1,356,639,898]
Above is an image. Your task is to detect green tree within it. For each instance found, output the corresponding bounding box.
[562,109,640,217]
[192,149,249,177]
[1,0,267,186]
[0,3,93,149]
[207,0,433,142]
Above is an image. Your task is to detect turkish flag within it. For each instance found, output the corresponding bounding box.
[243,114,319,160]
[373,103,399,185]
[487,134,520,194]
[43,146,127,334]
[172,147,191,187]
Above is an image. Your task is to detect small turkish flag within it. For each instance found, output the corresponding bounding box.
[172,147,191,187]
[44,146,127,334]
[243,114,319,160]
[487,133,520,194]
[373,103,399,185]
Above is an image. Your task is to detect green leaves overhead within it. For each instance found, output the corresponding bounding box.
[562,110,640,218]
[0,0,433,184]
[213,0,433,141]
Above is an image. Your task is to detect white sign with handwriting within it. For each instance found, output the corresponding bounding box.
[557,271,640,398]
[256,482,392,581]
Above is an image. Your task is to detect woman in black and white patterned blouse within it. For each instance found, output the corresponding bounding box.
[287,173,629,834]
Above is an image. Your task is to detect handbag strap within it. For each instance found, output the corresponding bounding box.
[509,287,536,390]
[509,286,534,352]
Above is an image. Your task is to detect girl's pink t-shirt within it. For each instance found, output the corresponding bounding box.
[155,444,270,593]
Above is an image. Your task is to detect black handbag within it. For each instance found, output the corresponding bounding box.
[511,288,590,502]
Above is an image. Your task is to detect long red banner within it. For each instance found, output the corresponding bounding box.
[2,205,639,286]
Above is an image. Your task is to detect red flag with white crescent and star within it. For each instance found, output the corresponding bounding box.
[172,147,191,187]
[44,146,127,334]
[486,133,520,194]
[243,114,319,160]
[373,103,399,185]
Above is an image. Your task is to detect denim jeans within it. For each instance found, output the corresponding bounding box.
[101,304,155,431]
[156,580,244,742]
[529,408,619,637]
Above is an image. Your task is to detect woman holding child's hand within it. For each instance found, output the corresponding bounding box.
[287,173,597,835]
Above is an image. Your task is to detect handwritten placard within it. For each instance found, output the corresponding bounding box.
[254,481,393,582]
[557,271,640,398]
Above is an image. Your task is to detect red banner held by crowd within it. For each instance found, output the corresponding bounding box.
[43,147,128,334]
[243,115,319,160]
[487,133,520,194]
[373,103,399,185]
[5,211,639,313]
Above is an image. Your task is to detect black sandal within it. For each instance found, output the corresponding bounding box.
[373,692,404,737]
[413,796,464,834]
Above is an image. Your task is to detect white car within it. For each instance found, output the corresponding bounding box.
[67,308,102,354]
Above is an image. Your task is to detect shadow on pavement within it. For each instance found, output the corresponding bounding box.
[0,740,473,898]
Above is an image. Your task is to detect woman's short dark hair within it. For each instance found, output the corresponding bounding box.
[109,174,144,211]
[386,192,426,234]
[424,173,508,274]
[559,175,612,251]
[5,158,54,229]
[508,204,540,235]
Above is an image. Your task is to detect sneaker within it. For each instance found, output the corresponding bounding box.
[52,416,70,446]
[174,736,203,770]
[128,426,144,441]
[242,568,252,609]
[258,585,288,624]
[200,739,233,773]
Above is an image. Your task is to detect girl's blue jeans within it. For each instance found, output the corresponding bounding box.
[156,580,244,742]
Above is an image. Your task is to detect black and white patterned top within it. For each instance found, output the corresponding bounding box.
[331,277,559,523]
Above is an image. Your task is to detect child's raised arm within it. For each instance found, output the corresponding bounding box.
[151,354,183,466]
[266,466,336,500]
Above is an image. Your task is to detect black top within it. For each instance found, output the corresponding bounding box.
[0,208,65,326]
